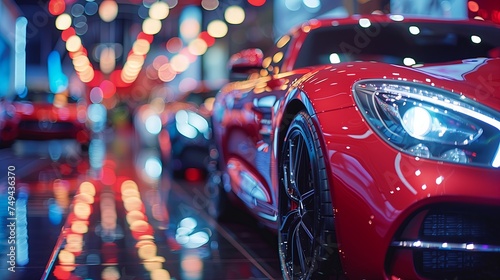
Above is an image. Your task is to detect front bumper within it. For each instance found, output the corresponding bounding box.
[316,107,500,279]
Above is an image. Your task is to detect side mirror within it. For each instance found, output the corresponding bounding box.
[228,48,264,74]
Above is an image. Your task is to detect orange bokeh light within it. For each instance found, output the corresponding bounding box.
[468,1,479,12]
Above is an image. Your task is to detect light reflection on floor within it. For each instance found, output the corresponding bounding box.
[0,126,281,280]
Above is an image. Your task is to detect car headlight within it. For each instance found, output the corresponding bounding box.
[353,80,500,168]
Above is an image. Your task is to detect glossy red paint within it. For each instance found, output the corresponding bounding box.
[211,15,500,279]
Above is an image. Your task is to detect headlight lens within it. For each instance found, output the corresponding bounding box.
[353,80,500,168]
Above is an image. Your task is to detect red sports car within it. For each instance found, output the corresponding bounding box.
[210,15,500,279]
[13,89,90,147]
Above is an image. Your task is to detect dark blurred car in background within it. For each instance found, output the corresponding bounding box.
[12,89,90,149]
[0,98,18,147]
[134,85,218,180]
[158,87,217,180]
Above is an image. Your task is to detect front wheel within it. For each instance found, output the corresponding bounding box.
[278,111,342,280]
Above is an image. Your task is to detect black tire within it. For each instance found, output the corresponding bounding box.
[278,111,342,279]
[206,144,233,221]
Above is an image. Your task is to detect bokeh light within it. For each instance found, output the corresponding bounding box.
[166,37,183,53]
[180,18,201,40]
[248,0,266,6]
[99,0,119,22]
[49,0,66,16]
[149,1,170,20]
[201,0,219,10]
[207,20,228,38]
[143,18,162,35]
[56,13,72,30]
[170,54,190,72]
[224,6,245,24]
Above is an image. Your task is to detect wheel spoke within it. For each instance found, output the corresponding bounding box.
[285,135,303,202]
[292,136,303,183]
[293,220,307,274]
[300,220,314,241]
[279,208,299,231]
[301,189,314,203]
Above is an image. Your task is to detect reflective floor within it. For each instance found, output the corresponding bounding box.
[0,126,281,280]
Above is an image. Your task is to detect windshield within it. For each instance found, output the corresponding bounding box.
[294,21,500,68]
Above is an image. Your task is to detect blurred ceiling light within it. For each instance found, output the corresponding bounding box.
[85,1,99,16]
[468,1,479,12]
[72,55,89,68]
[99,0,119,22]
[143,18,162,35]
[188,38,208,56]
[58,250,75,265]
[166,37,183,53]
[90,87,104,103]
[179,77,198,93]
[56,13,72,30]
[79,69,94,83]
[153,55,169,69]
[80,182,96,196]
[100,80,116,98]
[248,0,266,7]
[100,47,116,74]
[66,35,82,52]
[49,0,66,16]
[61,27,76,41]
[101,267,120,280]
[224,5,245,25]
[180,18,201,40]
[71,4,85,17]
[170,54,190,72]
[149,1,170,20]
[198,31,215,47]
[158,63,177,82]
[150,269,171,280]
[201,0,219,10]
[207,20,228,38]
[133,39,151,55]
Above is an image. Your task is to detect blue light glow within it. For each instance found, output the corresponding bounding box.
[14,17,27,95]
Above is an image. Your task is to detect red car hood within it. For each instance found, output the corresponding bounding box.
[414,58,500,110]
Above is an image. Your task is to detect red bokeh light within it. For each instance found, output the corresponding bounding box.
[184,168,203,182]
[137,32,154,44]
[248,0,266,7]
[61,27,76,42]
[468,1,479,12]
[48,0,66,16]
[100,80,117,98]
[199,31,215,47]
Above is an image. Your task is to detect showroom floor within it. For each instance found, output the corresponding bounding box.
[0,126,281,280]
